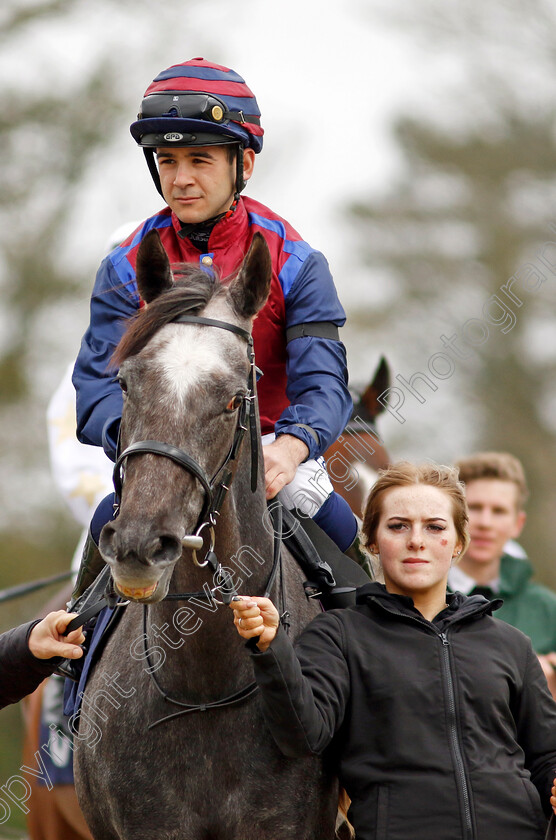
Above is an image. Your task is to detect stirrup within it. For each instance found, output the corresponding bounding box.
[69,529,106,608]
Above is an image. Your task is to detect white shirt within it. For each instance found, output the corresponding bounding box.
[448,565,500,595]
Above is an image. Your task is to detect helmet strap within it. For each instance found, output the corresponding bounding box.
[235,145,245,197]
[144,149,164,198]
[225,144,244,218]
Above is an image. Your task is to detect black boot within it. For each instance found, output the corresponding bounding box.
[69,529,106,608]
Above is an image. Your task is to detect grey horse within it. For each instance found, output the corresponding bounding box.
[73,231,339,840]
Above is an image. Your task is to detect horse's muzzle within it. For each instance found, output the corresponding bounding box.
[99,521,183,602]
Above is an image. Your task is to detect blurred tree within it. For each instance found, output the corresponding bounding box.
[0,7,127,829]
[0,1,128,540]
[351,1,556,586]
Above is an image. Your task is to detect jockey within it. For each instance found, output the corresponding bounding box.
[72,58,368,595]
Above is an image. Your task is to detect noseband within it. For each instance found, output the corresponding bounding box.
[112,314,259,563]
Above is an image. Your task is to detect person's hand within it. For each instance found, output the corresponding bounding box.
[229,596,280,652]
[551,777,556,815]
[28,611,85,660]
[263,435,309,499]
[538,653,556,701]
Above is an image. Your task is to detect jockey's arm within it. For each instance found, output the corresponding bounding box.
[73,256,137,461]
[274,250,352,462]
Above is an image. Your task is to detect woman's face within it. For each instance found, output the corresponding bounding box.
[371,484,462,601]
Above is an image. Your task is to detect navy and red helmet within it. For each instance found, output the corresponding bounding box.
[130,59,263,199]
[131,58,263,151]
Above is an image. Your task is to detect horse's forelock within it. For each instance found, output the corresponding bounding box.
[113,266,225,366]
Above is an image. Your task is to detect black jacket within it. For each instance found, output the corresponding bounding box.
[250,583,556,840]
[0,620,60,709]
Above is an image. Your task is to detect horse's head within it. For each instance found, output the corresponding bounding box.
[99,230,271,602]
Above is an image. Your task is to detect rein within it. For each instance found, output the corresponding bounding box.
[143,505,284,729]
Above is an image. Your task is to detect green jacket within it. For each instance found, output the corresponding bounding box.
[493,554,556,654]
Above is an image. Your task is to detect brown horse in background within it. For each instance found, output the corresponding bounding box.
[325,356,391,517]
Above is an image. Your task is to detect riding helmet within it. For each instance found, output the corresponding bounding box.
[130,58,264,198]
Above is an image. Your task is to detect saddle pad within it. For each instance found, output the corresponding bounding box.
[63,604,123,721]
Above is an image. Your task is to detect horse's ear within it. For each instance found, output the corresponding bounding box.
[136,229,173,303]
[361,356,391,417]
[229,232,272,318]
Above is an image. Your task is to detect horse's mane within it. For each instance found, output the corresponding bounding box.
[113,264,226,365]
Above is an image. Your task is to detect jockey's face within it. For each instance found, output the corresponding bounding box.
[156,145,255,225]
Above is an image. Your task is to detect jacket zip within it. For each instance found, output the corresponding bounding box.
[371,599,475,839]
[438,631,474,840]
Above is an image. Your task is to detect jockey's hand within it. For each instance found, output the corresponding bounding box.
[551,777,556,815]
[263,434,309,500]
[230,596,280,652]
[538,653,556,701]
[28,611,85,660]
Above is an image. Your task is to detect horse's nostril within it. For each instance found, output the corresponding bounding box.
[99,522,182,567]
[146,534,182,565]
[99,523,117,560]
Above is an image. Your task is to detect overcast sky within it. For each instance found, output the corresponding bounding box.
[49,0,450,275]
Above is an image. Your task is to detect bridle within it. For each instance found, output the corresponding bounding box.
[111,312,288,727]
[112,314,260,568]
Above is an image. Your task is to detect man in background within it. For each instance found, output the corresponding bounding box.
[449,451,556,698]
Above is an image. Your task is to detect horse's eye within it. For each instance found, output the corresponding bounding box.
[225,394,244,413]
[118,376,128,394]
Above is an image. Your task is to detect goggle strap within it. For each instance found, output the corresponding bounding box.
[224,109,260,127]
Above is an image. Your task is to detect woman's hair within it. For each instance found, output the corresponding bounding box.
[455,451,528,510]
[362,461,470,556]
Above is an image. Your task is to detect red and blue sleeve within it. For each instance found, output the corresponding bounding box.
[275,249,352,459]
[72,255,139,461]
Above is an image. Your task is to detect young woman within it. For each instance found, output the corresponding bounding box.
[230,462,556,840]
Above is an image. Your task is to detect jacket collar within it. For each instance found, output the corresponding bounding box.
[356,581,502,627]
[499,552,533,596]
[170,196,250,252]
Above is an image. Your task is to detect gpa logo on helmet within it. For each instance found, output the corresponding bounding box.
[164,132,184,142]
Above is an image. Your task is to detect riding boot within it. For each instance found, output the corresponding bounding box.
[343,526,381,582]
[69,529,106,608]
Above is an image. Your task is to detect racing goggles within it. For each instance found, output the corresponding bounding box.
[138,93,260,129]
